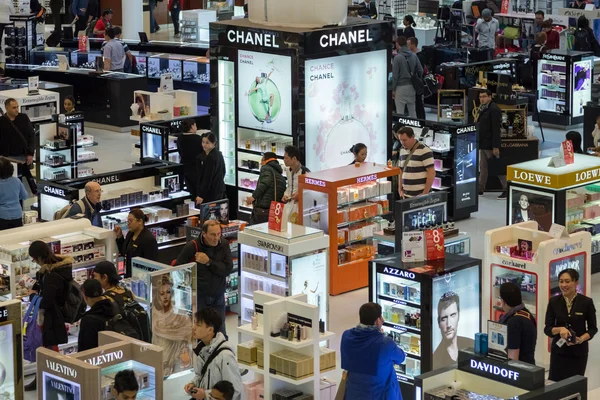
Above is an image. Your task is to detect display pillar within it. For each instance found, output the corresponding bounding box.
[121,0,144,40]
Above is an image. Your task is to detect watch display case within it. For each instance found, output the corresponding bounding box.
[369,253,482,400]
[30,47,73,67]
[180,9,215,44]
[237,222,329,324]
[4,15,37,65]
[484,221,591,368]
[437,90,466,123]
[537,50,594,126]
[298,163,398,295]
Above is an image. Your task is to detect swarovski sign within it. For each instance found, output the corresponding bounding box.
[256,240,284,253]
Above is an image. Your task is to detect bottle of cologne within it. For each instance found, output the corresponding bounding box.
[309,200,321,228]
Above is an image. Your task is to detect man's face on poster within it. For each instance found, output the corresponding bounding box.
[438,301,459,341]
[219,203,229,219]
[519,195,529,210]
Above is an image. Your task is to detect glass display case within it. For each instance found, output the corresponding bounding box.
[148,54,187,81]
[237,222,329,324]
[183,57,210,83]
[437,90,466,123]
[70,50,103,69]
[30,47,73,67]
[537,50,594,126]
[370,253,482,400]
[0,300,22,399]
[218,59,236,187]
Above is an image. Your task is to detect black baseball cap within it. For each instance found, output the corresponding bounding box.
[82,279,103,298]
[93,261,121,283]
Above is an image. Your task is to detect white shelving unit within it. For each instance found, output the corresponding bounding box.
[0,88,59,126]
[237,291,337,398]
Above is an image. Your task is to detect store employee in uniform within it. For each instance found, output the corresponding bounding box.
[114,208,159,277]
[498,282,537,364]
[544,268,597,381]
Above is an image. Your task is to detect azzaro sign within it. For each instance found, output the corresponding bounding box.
[382,267,416,280]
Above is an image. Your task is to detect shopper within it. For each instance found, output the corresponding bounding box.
[399,15,416,39]
[102,27,134,71]
[246,152,285,225]
[591,114,600,150]
[94,260,131,304]
[168,0,181,38]
[85,0,99,27]
[474,9,499,50]
[407,37,426,120]
[433,291,472,367]
[184,308,243,400]
[566,131,584,154]
[358,0,377,19]
[534,10,544,34]
[64,95,76,114]
[26,241,74,391]
[544,268,597,382]
[542,20,559,50]
[175,220,233,335]
[392,36,422,117]
[0,158,28,230]
[114,208,158,278]
[282,145,310,203]
[570,0,587,9]
[149,0,160,33]
[573,16,600,54]
[93,8,113,38]
[0,0,15,52]
[66,181,103,227]
[177,118,203,200]
[78,279,118,352]
[498,282,537,364]
[102,27,126,72]
[196,133,226,206]
[49,0,62,35]
[397,127,435,198]
[349,143,368,164]
[112,370,139,400]
[341,302,405,400]
[476,89,506,199]
[530,32,547,91]
[0,98,37,194]
[210,381,235,400]
[72,0,89,37]
[243,3,248,18]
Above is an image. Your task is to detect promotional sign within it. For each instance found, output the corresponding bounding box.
[549,252,586,298]
[509,186,555,232]
[402,231,425,262]
[268,201,285,231]
[159,73,174,92]
[562,140,575,165]
[78,35,89,52]
[0,323,15,399]
[291,251,327,322]
[140,123,168,160]
[488,320,509,361]
[27,76,39,96]
[431,266,480,369]
[42,371,81,400]
[200,198,230,225]
[237,50,292,136]
[305,50,388,171]
[425,228,444,260]
[572,58,593,118]
[454,130,477,209]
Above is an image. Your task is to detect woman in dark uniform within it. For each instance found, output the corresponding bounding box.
[196,132,226,206]
[544,268,597,381]
[349,143,368,165]
[113,208,159,277]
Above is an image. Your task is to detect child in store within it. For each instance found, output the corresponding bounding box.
[112,370,139,400]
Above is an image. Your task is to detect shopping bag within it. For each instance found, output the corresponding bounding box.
[23,294,44,362]
[282,201,299,225]
[334,370,348,400]
[268,201,286,231]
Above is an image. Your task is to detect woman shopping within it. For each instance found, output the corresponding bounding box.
[0,158,28,230]
[176,118,203,200]
[25,241,75,391]
[246,152,286,225]
[196,133,226,206]
[114,208,158,278]
[544,268,597,381]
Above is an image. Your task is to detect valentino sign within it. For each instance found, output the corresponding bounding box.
[46,360,77,378]
[84,350,124,366]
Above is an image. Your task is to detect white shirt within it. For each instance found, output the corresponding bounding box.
[475,18,499,49]
[0,0,16,24]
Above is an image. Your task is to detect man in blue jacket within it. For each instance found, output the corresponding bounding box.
[341,302,406,400]
[72,0,89,37]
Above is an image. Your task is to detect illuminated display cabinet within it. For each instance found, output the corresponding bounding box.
[507,154,600,273]
[209,18,394,219]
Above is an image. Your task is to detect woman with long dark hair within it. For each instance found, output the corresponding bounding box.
[196,133,226,206]
[399,15,416,39]
[114,208,158,278]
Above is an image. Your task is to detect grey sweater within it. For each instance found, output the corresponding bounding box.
[392,46,424,89]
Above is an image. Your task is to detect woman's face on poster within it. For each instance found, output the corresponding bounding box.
[159,283,172,309]
[519,195,529,210]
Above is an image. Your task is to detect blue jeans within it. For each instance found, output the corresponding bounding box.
[198,294,227,337]
[149,0,159,32]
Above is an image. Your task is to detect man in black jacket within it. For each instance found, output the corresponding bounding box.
[498,282,537,365]
[174,220,233,336]
[78,279,117,351]
[66,181,103,227]
[477,89,507,199]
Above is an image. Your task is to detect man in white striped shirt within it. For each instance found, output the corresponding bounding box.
[397,126,435,198]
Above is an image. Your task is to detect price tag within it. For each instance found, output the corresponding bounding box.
[402,231,425,262]
[562,140,574,165]
[548,223,569,238]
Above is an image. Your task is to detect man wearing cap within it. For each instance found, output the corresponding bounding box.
[475,9,499,51]
[498,282,537,364]
[78,279,117,351]
[94,261,130,311]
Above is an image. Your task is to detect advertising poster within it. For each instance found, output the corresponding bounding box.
[488,320,508,361]
[432,266,480,369]
[549,252,586,298]
[509,187,555,232]
[42,371,81,400]
[200,198,230,225]
[305,50,388,171]
[237,50,292,135]
[291,251,327,322]
[151,270,194,378]
[0,323,15,398]
[455,132,477,209]
[572,59,592,118]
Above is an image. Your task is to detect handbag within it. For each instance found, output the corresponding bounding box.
[334,370,348,400]
[503,25,521,40]
[23,295,44,362]
[404,54,424,95]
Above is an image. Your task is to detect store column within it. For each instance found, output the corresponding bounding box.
[121,0,143,41]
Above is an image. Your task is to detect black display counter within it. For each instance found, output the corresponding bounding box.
[6,65,147,128]
[58,39,209,57]
[583,103,600,151]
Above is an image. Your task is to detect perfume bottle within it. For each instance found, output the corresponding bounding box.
[309,200,321,228]
[271,142,277,153]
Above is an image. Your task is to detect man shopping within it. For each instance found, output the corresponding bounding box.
[477,89,506,199]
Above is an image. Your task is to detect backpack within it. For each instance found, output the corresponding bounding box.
[171,239,198,266]
[89,312,141,340]
[85,18,98,38]
[199,341,234,383]
[104,288,151,342]
[23,295,44,362]
[53,199,86,220]
[574,29,591,51]
[57,275,86,324]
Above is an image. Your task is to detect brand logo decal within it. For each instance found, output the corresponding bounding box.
[93,175,120,184]
[456,126,477,134]
[43,186,65,197]
[357,174,378,184]
[141,125,163,134]
[305,178,326,187]
[319,29,373,48]
[383,267,416,279]
[46,360,77,378]
[469,359,520,380]
[227,30,280,48]
[84,350,124,366]
[256,240,283,252]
